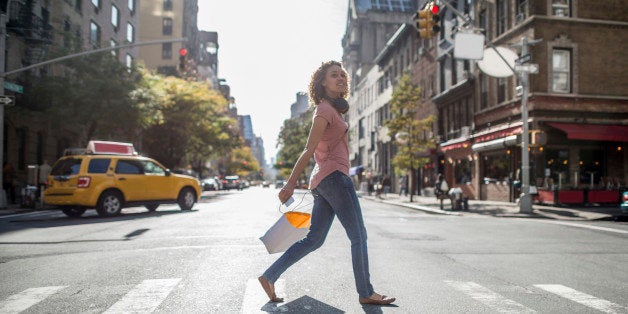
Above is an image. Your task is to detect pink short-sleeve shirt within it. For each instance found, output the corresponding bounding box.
[309,100,350,189]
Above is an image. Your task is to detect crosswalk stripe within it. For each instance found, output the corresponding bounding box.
[535,284,626,314]
[0,286,66,314]
[241,278,286,314]
[103,278,181,314]
[445,281,536,313]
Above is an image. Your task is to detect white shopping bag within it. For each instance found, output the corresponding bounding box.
[260,211,311,254]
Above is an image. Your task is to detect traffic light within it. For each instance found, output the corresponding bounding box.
[178,48,188,71]
[414,2,441,39]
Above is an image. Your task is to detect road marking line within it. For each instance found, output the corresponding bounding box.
[445,281,536,313]
[241,278,285,314]
[537,221,628,234]
[0,286,67,314]
[103,278,181,314]
[535,284,627,313]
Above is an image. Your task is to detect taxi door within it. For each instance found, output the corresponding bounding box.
[113,159,147,201]
[139,159,175,200]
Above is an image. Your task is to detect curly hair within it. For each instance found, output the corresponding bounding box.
[308,60,350,106]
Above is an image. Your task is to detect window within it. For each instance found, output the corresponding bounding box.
[480,74,488,109]
[552,0,570,17]
[516,0,528,23]
[111,5,119,29]
[162,18,173,35]
[90,21,101,45]
[140,161,166,175]
[51,158,83,176]
[111,39,118,57]
[439,58,446,92]
[128,0,135,13]
[126,23,134,43]
[479,9,489,38]
[496,0,507,36]
[450,52,457,86]
[162,43,172,59]
[163,0,173,11]
[91,0,100,9]
[126,54,133,68]
[63,20,71,48]
[88,159,111,174]
[497,78,506,103]
[116,160,142,174]
[552,49,571,93]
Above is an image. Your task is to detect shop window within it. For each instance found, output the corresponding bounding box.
[544,149,570,187]
[455,159,473,184]
[483,154,510,184]
[577,149,603,186]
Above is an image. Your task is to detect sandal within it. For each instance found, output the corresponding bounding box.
[258,276,284,303]
[359,293,396,305]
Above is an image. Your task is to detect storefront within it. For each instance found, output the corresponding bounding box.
[471,125,522,202]
[440,139,476,200]
[534,123,628,205]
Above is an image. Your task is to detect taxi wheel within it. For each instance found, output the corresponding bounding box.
[62,207,86,218]
[178,188,196,211]
[145,204,159,212]
[96,191,123,217]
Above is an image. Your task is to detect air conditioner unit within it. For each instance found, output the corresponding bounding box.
[460,126,470,138]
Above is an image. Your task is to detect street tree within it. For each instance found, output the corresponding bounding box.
[386,74,435,198]
[136,71,240,173]
[275,109,314,179]
[18,49,141,145]
[226,146,260,178]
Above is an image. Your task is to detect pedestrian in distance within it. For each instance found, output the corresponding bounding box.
[435,173,449,210]
[258,61,395,306]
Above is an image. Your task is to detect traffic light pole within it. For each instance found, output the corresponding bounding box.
[512,36,541,213]
[0,17,186,207]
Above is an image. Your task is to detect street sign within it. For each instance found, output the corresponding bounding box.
[517,54,531,64]
[515,63,539,74]
[3,81,23,94]
[0,95,15,106]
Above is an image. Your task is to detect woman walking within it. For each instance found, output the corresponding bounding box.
[258,61,395,305]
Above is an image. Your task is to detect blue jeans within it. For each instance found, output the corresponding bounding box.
[262,171,374,298]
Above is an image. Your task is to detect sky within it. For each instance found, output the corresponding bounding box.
[196,0,349,165]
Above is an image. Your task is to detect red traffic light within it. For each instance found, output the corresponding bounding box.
[431,4,439,14]
[179,48,188,57]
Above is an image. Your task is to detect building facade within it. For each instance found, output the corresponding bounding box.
[343,0,628,204]
[137,0,197,75]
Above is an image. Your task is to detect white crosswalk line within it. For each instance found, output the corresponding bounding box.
[103,278,181,314]
[535,284,627,314]
[241,278,285,314]
[0,286,66,314]
[445,281,536,313]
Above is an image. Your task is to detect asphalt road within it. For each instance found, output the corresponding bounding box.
[0,186,626,313]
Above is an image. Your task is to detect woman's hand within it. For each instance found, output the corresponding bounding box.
[278,183,295,204]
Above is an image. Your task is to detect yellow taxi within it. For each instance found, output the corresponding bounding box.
[44,141,201,217]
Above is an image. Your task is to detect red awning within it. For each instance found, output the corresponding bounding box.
[547,123,628,142]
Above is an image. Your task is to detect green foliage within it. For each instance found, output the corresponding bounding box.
[137,71,241,172]
[385,74,435,174]
[21,50,141,145]
[276,108,314,178]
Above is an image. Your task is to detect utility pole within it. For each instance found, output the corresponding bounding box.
[512,37,542,213]
[0,7,186,207]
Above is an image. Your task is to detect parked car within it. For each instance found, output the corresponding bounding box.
[621,191,628,214]
[262,181,271,188]
[202,177,220,191]
[223,175,242,190]
[44,141,201,218]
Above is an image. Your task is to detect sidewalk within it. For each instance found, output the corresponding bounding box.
[0,203,52,216]
[359,192,624,221]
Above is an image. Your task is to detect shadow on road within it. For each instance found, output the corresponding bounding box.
[0,208,198,236]
[261,295,344,313]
